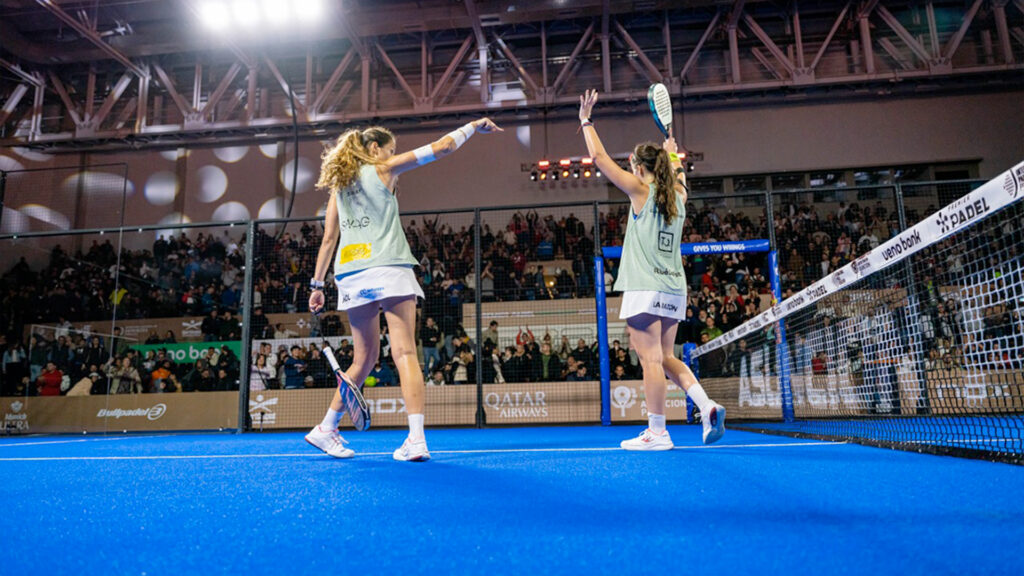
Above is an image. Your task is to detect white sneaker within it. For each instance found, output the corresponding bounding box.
[620,428,674,451]
[305,425,355,458]
[702,403,726,445]
[393,437,430,462]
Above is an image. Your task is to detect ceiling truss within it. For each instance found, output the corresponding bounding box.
[0,0,1022,151]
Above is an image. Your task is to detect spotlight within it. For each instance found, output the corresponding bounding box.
[581,157,594,165]
[561,169,570,179]
[199,1,230,30]
[558,159,572,168]
[572,169,580,179]
[551,171,559,181]
[687,162,695,173]
[537,160,551,170]
[262,0,291,24]
[295,0,326,23]
[539,171,548,181]
[232,0,260,27]
[583,169,592,178]
[678,150,687,160]
[530,170,538,181]
[596,170,602,178]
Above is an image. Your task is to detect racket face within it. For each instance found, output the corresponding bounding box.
[336,372,371,431]
[323,346,371,431]
[647,83,673,137]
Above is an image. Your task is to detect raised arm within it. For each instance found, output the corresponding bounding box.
[662,136,688,204]
[384,118,504,177]
[578,89,647,202]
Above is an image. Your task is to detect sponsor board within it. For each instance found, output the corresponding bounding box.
[880,229,923,262]
[4,400,29,432]
[131,341,242,364]
[610,382,690,422]
[2,393,236,433]
[934,197,991,235]
[96,403,167,421]
[482,382,598,424]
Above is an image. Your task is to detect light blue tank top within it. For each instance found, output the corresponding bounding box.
[332,164,417,279]
[614,184,687,295]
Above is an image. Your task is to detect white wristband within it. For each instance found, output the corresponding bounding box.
[446,122,476,150]
[413,144,437,165]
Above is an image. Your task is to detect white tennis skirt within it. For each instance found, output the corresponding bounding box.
[620,290,687,321]
[335,265,425,311]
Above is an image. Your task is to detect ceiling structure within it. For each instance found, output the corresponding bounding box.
[0,0,1022,152]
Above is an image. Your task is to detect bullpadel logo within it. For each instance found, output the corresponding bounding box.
[96,403,167,421]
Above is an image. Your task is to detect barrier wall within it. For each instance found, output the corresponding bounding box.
[2,392,238,434]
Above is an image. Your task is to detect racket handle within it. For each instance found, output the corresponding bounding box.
[323,346,343,373]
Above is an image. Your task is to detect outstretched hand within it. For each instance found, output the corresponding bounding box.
[579,89,598,121]
[473,118,504,133]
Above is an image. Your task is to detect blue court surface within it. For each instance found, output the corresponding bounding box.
[2,426,1021,575]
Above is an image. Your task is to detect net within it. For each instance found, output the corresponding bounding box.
[691,161,1024,463]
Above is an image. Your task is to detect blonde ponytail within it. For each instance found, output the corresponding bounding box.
[316,127,394,192]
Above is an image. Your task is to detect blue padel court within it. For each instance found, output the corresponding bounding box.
[3,426,1021,575]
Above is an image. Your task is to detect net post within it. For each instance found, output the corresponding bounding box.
[595,254,612,426]
[594,201,611,426]
[769,249,795,423]
[237,220,257,433]
[682,343,697,423]
[474,208,485,428]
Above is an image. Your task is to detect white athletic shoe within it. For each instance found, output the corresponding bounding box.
[702,403,726,445]
[393,437,431,462]
[620,428,674,451]
[305,425,355,458]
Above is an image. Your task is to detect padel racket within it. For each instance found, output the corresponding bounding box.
[647,82,673,137]
[323,345,371,431]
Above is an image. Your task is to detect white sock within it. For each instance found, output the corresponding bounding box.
[408,413,425,441]
[648,413,666,434]
[686,383,714,414]
[320,408,342,431]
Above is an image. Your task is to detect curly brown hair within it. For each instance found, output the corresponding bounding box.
[632,142,677,224]
[315,127,395,192]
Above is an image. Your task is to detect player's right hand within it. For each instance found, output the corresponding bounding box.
[579,89,598,121]
[474,118,504,133]
[309,290,325,316]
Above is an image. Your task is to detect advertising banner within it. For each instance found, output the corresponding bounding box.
[2,392,238,433]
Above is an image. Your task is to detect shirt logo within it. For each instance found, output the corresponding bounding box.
[338,243,372,265]
[658,231,674,253]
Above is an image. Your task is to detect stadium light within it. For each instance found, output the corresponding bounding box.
[530,170,538,181]
[561,169,570,179]
[537,160,551,170]
[583,169,592,178]
[198,1,230,30]
[558,159,572,168]
[572,168,580,179]
[232,0,261,28]
[295,0,326,24]
[261,0,291,25]
[539,171,548,181]
[581,157,593,165]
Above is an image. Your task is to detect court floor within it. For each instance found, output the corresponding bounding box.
[2,425,1021,575]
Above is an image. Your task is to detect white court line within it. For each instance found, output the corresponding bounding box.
[0,434,184,448]
[0,441,845,462]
